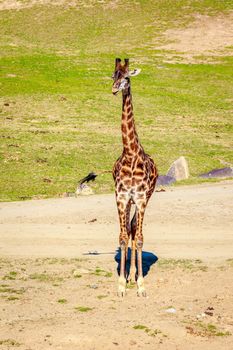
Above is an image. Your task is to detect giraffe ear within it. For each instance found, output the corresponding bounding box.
[128,68,141,77]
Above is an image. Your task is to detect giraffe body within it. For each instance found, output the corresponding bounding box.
[112,58,158,296]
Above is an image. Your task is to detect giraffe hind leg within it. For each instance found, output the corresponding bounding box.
[125,201,131,263]
[135,202,147,297]
[116,196,131,297]
[128,208,137,283]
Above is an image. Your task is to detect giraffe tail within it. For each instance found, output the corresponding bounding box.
[130,207,137,238]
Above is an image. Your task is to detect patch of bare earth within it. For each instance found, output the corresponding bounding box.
[159,13,233,63]
[0,0,97,11]
[0,257,233,350]
[0,183,233,349]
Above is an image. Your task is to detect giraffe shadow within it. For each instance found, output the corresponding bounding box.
[115,248,158,278]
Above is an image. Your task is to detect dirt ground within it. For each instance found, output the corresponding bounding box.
[0,181,233,349]
[158,12,233,63]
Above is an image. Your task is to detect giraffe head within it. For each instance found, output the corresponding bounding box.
[112,58,141,95]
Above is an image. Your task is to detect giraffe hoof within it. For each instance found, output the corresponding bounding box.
[137,276,146,297]
[117,289,126,297]
[118,277,126,297]
[137,288,147,297]
[117,284,126,297]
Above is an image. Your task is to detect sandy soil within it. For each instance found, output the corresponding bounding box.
[159,13,233,63]
[1,2,232,65]
[0,0,95,11]
[0,182,233,349]
[0,0,66,11]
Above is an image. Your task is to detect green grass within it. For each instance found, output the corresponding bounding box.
[7,296,20,301]
[92,267,112,277]
[75,306,93,312]
[187,321,232,337]
[2,271,18,280]
[0,1,233,201]
[133,324,163,337]
[29,272,63,283]
[126,281,136,289]
[57,298,67,304]
[226,258,233,267]
[133,324,148,330]
[157,258,208,271]
[0,339,21,347]
[97,295,108,300]
[35,257,86,265]
[0,285,25,295]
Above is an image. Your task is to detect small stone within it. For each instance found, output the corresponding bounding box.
[204,306,214,316]
[165,307,176,314]
[204,310,213,316]
[197,312,206,319]
[158,278,164,283]
[89,284,98,289]
[75,184,94,196]
[199,167,233,179]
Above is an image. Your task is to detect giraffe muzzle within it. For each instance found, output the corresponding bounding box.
[112,88,119,95]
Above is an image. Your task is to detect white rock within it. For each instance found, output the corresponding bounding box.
[165,307,177,314]
[75,184,94,196]
[167,156,189,181]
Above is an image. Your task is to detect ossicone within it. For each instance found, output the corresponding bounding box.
[115,58,121,68]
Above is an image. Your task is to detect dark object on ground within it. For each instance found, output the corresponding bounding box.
[204,306,214,316]
[88,218,97,223]
[88,251,99,255]
[199,167,233,179]
[78,172,97,185]
[156,175,176,186]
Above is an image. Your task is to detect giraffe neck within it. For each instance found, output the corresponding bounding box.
[121,87,142,155]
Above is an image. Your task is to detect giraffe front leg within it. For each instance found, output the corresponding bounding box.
[125,201,131,262]
[128,210,137,283]
[136,241,146,297]
[118,231,129,296]
[128,239,136,283]
[118,239,127,297]
[116,196,129,297]
[135,204,146,297]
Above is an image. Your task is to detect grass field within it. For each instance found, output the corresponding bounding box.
[0,0,233,201]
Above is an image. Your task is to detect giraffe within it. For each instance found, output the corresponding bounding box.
[112,58,158,297]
